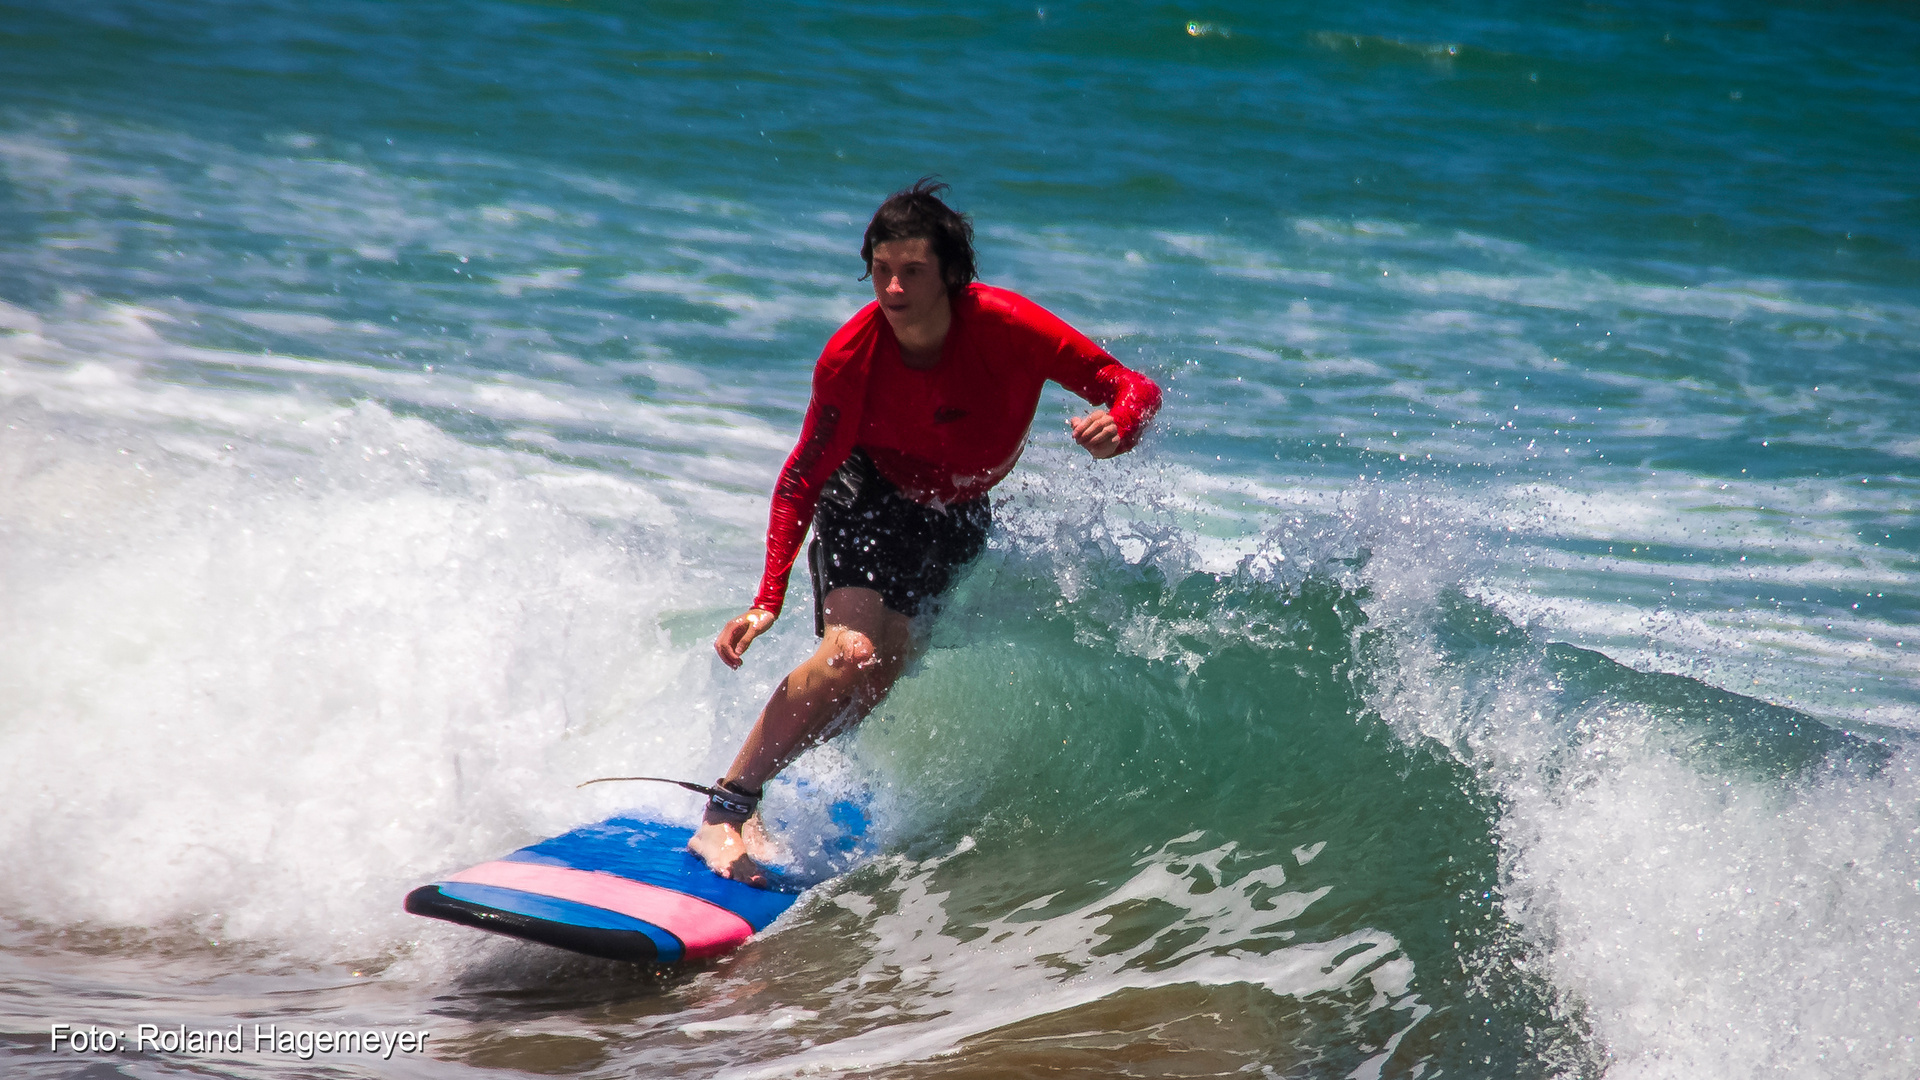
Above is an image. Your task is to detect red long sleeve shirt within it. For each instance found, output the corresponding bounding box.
[752,283,1161,616]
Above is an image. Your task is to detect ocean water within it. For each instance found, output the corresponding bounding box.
[2,1,1917,1076]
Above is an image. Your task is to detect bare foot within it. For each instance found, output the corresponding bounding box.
[689,820,770,888]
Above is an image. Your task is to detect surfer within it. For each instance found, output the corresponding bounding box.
[692,179,1161,885]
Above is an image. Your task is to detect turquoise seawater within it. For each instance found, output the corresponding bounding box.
[2,2,1917,1077]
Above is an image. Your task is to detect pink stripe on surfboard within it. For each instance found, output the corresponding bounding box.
[444,861,754,958]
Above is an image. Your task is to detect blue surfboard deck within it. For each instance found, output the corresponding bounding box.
[406,818,800,965]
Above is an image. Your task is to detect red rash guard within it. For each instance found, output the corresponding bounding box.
[752,283,1162,617]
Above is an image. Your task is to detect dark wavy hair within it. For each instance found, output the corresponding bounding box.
[860,177,976,297]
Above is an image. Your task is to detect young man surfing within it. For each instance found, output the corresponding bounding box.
[694,179,1161,885]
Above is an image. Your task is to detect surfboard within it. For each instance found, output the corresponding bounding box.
[405,817,798,964]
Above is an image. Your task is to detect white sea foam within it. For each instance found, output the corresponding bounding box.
[1356,520,1920,1080]
[1095,473,1920,1078]
[0,380,865,967]
[1503,727,1920,1079]
[0,411,597,946]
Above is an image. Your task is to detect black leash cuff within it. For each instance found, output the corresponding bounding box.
[702,778,762,826]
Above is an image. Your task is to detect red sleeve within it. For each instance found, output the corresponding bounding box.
[751,323,870,617]
[1008,295,1162,452]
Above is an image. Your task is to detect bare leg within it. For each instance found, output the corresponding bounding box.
[690,587,913,885]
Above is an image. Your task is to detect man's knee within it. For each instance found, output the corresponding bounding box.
[828,629,877,670]
[795,630,870,692]
[812,626,909,698]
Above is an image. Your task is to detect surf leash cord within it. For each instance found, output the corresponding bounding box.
[575,775,763,826]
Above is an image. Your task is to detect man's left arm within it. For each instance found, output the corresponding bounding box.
[1022,304,1161,458]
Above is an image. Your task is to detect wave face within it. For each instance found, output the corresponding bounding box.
[3,1,1918,1078]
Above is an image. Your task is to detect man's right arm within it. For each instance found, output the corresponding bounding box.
[751,397,849,618]
[739,313,876,622]
[716,379,858,668]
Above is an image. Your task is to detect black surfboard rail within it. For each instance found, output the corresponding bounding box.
[405,884,665,964]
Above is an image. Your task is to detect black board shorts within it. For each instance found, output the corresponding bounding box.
[808,449,991,636]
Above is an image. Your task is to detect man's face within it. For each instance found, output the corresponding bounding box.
[869,237,946,327]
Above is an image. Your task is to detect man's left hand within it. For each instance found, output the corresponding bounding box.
[1068,408,1123,459]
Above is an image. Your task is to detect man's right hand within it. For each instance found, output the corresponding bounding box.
[714,608,776,669]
